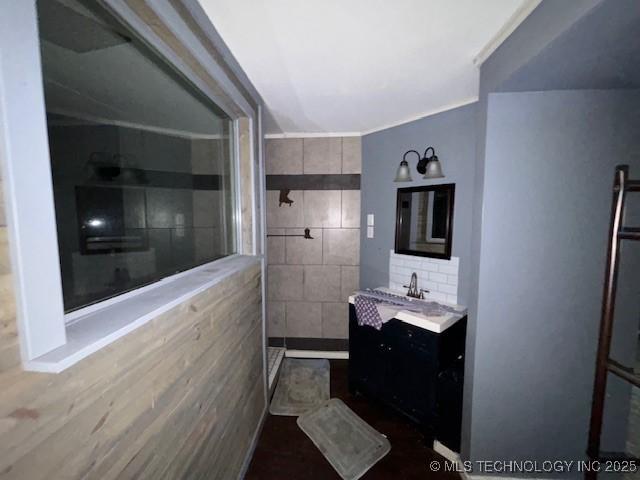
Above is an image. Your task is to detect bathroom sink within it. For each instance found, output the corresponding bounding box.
[348,287,467,334]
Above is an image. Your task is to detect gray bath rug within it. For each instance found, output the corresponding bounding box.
[297,398,391,480]
[269,358,330,416]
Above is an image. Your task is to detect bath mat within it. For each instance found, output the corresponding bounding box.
[297,398,391,480]
[269,358,330,416]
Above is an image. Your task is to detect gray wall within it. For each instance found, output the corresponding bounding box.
[478,0,603,95]
[496,0,640,93]
[358,0,640,468]
[470,89,640,466]
[463,0,635,463]
[361,0,638,459]
[360,102,477,305]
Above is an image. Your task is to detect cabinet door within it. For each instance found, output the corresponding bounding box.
[349,317,387,397]
[435,359,464,451]
[384,339,435,423]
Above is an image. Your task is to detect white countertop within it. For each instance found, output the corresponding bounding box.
[348,287,467,334]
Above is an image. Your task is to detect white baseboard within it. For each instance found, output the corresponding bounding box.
[284,349,349,359]
[433,439,476,479]
[433,440,460,463]
[432,442,550,480]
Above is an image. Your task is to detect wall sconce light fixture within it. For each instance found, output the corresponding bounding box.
[394,146,445,182]
[422,147,444,179]
[394,150,418,182]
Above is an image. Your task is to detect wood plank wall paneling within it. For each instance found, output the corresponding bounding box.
[0,3,265,476]
[0,237,265,480]
[0,3,266,474]
[239,118,254,255]
[0,167,19,372]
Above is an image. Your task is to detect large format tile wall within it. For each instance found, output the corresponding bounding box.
[266,137,361,345]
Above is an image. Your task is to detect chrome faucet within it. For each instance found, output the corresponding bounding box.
[404,272,428,299]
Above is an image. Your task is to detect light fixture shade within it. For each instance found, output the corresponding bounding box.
[394,160,412,182]
[423,156,444,179]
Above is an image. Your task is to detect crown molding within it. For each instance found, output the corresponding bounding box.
[473,0,543,67]
[264,132,361,139]
[265,98,479,139]
[360,98,478,136]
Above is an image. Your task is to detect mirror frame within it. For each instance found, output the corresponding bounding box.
[394,183,455,260]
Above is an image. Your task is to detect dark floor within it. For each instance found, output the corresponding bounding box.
[245,360,460,480]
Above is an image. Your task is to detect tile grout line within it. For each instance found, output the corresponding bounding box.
[302,137,306,175]
[320,299,325,338]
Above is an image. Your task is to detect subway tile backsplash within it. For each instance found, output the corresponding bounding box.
[388,250,459,305]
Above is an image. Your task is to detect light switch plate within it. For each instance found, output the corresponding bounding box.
[367,226,374,238]
[367,214,374,226]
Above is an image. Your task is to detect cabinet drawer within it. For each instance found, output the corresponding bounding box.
[384,319,436,349]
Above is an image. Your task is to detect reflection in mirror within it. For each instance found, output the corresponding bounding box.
[395,184,455,259]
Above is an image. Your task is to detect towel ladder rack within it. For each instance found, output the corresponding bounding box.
[587,165,640,477]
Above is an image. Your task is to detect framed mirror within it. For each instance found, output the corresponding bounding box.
[395,183,455,259]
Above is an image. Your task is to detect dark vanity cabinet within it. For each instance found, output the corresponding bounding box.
[348,305,466,451]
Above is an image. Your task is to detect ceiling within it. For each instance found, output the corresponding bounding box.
[200,0,532,135]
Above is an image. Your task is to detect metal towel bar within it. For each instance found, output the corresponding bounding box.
[266,228,314,239]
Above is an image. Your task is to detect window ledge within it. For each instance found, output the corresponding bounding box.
[25,255,261,373]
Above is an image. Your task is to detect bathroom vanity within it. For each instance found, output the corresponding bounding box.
[348,294,467,451]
